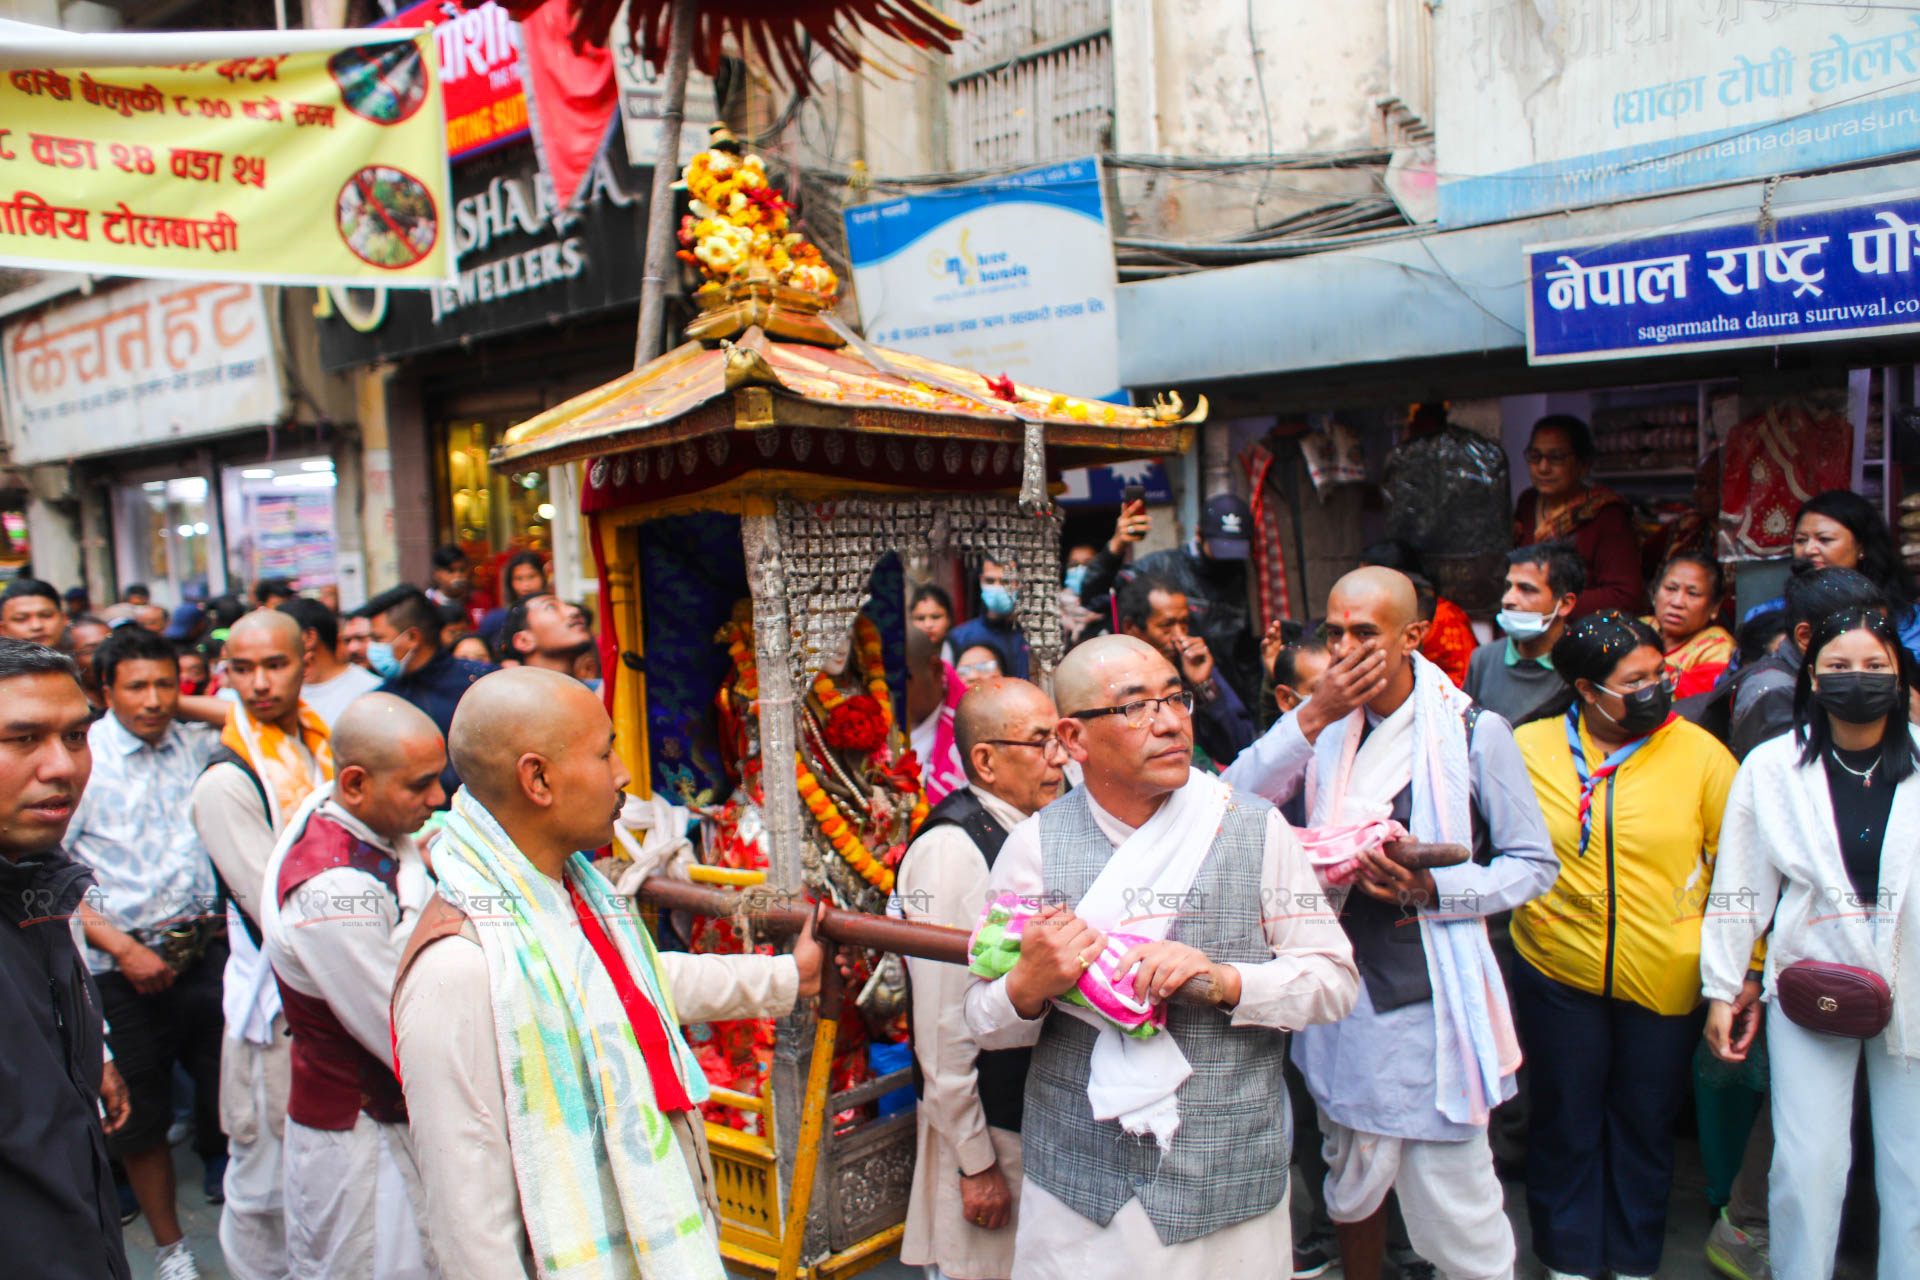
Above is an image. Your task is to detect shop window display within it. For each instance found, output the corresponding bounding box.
[221,458,341,594]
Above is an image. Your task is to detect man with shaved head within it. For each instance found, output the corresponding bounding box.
[259,693,443,1277]
[898,677,1064,1279]
[190,607,335,1280]
[1223,567,1555,1280]
[393,667,825,1279]
[963,635,1357,1279]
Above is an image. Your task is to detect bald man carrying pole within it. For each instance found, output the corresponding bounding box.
[190,608,335,1280]
[1223,568,1556,1280]
[393,667,825,1279]
[963,635,1358,1280]
[261,694,445,1277]
[898,678,1066,1280]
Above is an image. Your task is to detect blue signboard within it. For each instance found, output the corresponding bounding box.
[841,157,1122,402]
[1526,190,1920,364]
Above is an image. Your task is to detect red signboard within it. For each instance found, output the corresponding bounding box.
[379,0,529,162]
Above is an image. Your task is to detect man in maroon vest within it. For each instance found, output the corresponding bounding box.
[260,693,447,1277]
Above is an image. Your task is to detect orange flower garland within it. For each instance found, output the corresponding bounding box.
[718,617,898,892]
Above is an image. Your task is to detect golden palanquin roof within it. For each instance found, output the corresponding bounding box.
[491,308,1200,477]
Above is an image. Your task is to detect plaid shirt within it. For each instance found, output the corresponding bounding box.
[62,714,217,972]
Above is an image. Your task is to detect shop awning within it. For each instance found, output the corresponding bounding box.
[1116,159,1920,390]
[491,319,1200,475]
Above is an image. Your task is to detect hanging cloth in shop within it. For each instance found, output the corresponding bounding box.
[1716,399,1853,559]
[1240,439,1292,628]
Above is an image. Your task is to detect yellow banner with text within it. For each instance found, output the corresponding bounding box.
[0,34,454,286]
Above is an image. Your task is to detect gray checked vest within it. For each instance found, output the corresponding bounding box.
[1022,785,1291,1245]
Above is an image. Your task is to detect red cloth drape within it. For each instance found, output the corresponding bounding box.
[568,881,694,1113]
[516,1,617,209]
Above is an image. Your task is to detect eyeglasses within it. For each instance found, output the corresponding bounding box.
[1065,689,1196,726]
[1524,449,1575,466]
[1602,672,1675,697]
[979,735,1067,759]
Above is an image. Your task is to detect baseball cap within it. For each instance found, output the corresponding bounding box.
[1198,493,1252,560]
[163,603,204,640]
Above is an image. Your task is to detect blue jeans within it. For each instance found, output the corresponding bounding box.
[1510,957,1701,1277]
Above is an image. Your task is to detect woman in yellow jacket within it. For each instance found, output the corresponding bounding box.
[1511,611,1737,1280]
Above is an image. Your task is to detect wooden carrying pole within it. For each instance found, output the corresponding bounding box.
[773,932,843,1280]
[637,840,1469,1007]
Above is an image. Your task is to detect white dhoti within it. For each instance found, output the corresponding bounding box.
[219,1027,290,1280]
[1320,1112,1514,1280]
[285,1114,436,1279]
[1009,1182,1293,1280]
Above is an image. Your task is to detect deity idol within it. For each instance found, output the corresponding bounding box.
[687,603,925,1126]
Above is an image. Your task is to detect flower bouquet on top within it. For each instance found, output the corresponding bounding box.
[675,125,839,303]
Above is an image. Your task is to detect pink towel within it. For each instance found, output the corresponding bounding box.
[1294,819,1410,886]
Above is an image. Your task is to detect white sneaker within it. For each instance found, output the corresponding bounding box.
[1545,1271,1595,1280]
[155,1241,201,1280]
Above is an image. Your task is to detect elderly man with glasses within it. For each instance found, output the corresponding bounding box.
[896,677,1066,1280]
[961,634,1357,1280]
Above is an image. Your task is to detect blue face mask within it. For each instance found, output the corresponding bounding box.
[367,636,412,680]
[1063,564,1089,595]
[980,583,1017,617]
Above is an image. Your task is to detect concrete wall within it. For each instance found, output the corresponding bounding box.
[1111,0,1394,239]
[793,1,1401,247]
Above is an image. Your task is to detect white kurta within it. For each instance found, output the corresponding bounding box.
[393,921,799,1280]
[192,758,307,1280]
[899,785,1032,1280]
[265,801,437,1278]
[962,782,1358,1280]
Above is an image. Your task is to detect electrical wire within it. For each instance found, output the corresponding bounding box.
[1246,0,1277,223]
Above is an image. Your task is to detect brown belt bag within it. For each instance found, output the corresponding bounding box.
[1776,960,1893,1039]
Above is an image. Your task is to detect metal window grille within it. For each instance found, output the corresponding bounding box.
[947,0,1113,168]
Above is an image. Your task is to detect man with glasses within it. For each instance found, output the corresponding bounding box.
[897,678,1066,1280]
[964,634,1357,1278]
[1223,568,1556,1280]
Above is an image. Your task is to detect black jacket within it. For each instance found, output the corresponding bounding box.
[1081,545,1263,709]
[0,849,129,1280]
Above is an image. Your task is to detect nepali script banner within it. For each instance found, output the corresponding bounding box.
[1526,189,1920,365]
[0,33,454,286]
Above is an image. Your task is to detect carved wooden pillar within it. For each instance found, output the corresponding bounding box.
[600,523,652,797]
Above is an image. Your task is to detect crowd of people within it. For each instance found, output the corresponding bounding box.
[0,545,605,1280]
[3,411,1916,1280]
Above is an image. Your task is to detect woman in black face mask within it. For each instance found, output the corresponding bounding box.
[1701,604,1920,1279]
[1508,610,1738,1280]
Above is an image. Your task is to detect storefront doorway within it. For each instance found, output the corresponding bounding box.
[112,472,224,606]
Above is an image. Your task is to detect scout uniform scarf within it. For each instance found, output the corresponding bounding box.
[432,788,721,1280]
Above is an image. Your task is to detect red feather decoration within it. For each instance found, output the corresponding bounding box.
[481,0,973,93]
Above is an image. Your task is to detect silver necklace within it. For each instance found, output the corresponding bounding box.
[1830,748,1879,787]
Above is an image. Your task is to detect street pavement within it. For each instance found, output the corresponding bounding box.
[126,1134,1868,1279]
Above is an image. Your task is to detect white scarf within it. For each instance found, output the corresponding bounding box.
[1065,768,1232,1149]
[1307,653,1520,1125]
[220,714,329,1048]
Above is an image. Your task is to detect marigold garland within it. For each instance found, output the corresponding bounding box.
[718,616,900,892]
